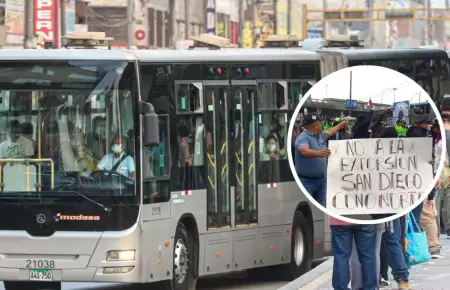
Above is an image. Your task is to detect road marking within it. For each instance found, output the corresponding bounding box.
[425,273,450,280]
[298,268,333,290]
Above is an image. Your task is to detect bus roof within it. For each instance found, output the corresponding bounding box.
[331,48,448,61]
[133,48,319,62]
[0,49,136,61]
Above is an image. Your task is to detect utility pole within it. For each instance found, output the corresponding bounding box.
[238,0,245,47]
[127,0,134,48]
[322,0,327,37]
[348,70,353,116]
[287,0,292,34]
[168,0,176,48]
[24,0,35,48]
[185,0,191,38]
[60,0,66,37]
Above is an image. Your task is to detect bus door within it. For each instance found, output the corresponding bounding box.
[230,80,258,227]
[203,81,232,229]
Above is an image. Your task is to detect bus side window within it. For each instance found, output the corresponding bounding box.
[143,115,170,204]
[171,82,206,191]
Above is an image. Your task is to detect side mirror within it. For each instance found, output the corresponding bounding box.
[140,101,160,146]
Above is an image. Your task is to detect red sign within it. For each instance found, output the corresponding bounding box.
[135,29,145,41]
[230,22,238,45]
[34,0,59,47]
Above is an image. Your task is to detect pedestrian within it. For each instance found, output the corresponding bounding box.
[440,99,450,238]
[330,216,378,290]
[419,125,443,259]
[349,127,412,290]
[406,117,433,232]
[293,113,346,206]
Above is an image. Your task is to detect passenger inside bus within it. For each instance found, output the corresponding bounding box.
[21,122,35,148]
[0,120,34,158]
[178,123,193,188]
[269,119,285,157]
[93,136,136,181]
[261,134,282,160]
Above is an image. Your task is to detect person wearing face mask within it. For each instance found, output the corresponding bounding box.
[93,136,136,180]
[261,134,281,161]
[294,113,346,206]
[0,120,34,159]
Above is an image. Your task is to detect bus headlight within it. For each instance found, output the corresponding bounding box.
[106,250,136,261]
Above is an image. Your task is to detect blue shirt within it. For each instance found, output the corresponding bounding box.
[294,131,328,178]
[97,153,136,178]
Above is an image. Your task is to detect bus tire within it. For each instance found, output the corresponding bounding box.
[4,281,61,290]
[284,210,313,280]
[173,223,197,290]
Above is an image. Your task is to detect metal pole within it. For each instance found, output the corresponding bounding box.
[127,0,134,48]
[185,0,191,38]
[322,0,327,37]
[169,0,177,48]
[238,0,244,46]
[60,0,66,37]
[287,0,292,34]
[24,0,35,48]
[348,70,353,116]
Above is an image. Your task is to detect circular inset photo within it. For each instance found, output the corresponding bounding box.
[287,65,445,224]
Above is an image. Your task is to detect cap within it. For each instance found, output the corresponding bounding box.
[302,113,321,126]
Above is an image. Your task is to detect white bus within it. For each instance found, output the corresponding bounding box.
[0,47,325,290]
[0,36,448,290]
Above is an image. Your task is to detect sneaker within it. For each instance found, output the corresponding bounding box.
[431,249,441,259]
[379,278,391,287]
[398,280,413,290]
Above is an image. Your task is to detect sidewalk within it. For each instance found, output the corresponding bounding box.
[281,234,450,290]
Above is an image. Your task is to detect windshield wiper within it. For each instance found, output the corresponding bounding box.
[70,191,112,212]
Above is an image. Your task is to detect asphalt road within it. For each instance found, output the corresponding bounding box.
[0,273,287,290]
[0,259,329,290]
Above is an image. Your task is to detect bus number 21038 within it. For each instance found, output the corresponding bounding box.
[26,260,55,269]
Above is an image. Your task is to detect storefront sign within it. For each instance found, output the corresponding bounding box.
[34,0,59,47]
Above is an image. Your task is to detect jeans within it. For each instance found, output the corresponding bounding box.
[331,225,378,290]
[441,187,450,230]
[380,240,389,280]
[299,176,326,206]
[350,223,383,290]
[383,218,409,282]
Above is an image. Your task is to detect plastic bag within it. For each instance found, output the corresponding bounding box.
[404,212,430,266]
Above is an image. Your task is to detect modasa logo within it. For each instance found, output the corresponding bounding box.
[53,213,101,222]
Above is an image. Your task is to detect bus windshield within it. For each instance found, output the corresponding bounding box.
[0,60,137,204]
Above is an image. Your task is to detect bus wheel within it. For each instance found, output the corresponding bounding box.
[4,281,61,290]
[285,211,313,280]
[173,223,197,290]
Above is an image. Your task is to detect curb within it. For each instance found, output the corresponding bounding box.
[277,257,333,290]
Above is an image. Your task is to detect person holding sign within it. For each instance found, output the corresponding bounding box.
[294,113,347,206]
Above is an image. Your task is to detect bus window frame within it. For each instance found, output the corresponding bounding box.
[256,79,295,184]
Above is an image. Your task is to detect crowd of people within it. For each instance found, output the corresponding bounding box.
[291,102,450,290]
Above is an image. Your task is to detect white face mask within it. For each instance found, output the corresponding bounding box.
[266,144,276,153]
[111,144,123,154]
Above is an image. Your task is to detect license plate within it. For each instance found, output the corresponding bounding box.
[29,269,52,281]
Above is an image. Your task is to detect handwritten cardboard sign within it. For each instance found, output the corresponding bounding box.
[326,137,433,215]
